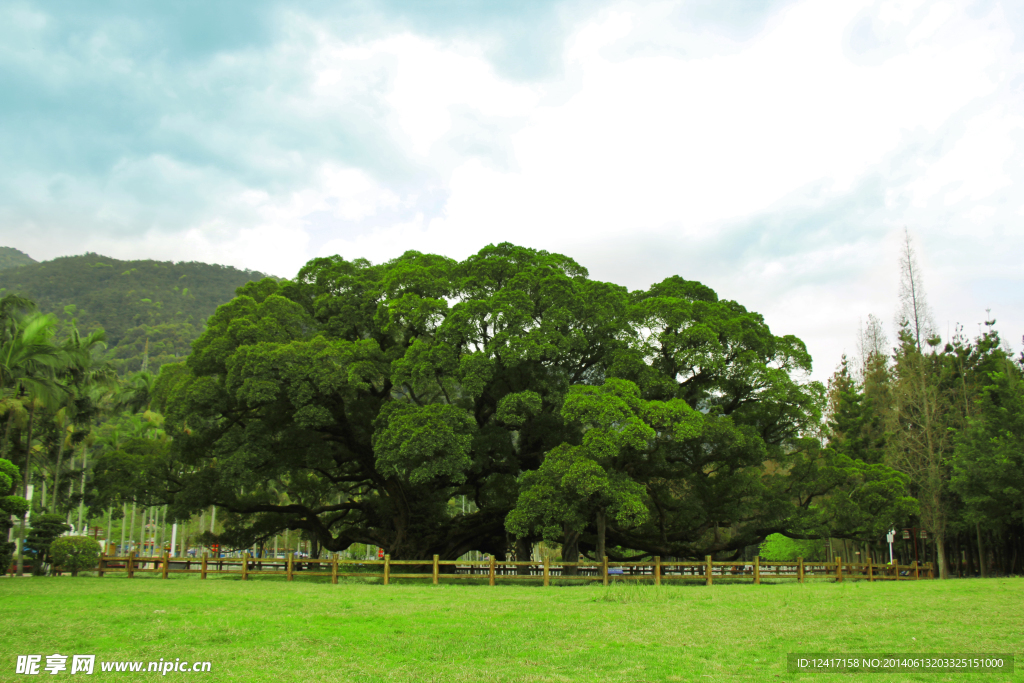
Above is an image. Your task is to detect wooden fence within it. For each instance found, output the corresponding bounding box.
[93,552,935,585]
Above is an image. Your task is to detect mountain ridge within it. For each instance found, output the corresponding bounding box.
[0,246,38,271]
[0,249,275,374]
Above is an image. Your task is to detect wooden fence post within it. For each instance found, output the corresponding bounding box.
[384,554,390,585]
[603,556,609,586]
[127,551,135,579]
[98,552,105,578]
[242,552,249,581]
[705,555,713,586]
[894,560,899,581]
[162,551,169,580]
[543,556,549,587]
[867,556,873,582]
[488,556,496,586]
[797,557,804,583]
[287,552,294,582]
[913,560,919,580]
[200,552,207,580]
[433,555,439,585]
[753,556,760,585]
[927,562,934,579]
[332,554,338,585]
[835,556,843,583]
[655,556,661,586]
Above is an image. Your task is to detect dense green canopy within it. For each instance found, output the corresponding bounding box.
[155,244,896,560]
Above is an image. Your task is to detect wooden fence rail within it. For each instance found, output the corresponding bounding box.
[93,552,934,585]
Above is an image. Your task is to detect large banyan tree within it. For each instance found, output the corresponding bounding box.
[154,243,910,560]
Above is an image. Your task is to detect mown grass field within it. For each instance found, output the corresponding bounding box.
[0,574,1020,682]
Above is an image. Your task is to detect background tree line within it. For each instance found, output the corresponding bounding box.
[817,231,1023,579]
[0,247,267,574]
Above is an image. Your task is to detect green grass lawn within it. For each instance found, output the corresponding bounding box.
[0,574,1020,682]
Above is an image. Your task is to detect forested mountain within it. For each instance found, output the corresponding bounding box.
[0,250,272,374]
[0,247,36,271]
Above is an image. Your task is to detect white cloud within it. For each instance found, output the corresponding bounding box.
[905,1,955,46]
[315,0,1011,268]
[5,0,1024,378]
[908,106,1021,208]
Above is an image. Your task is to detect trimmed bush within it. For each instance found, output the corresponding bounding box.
[26,514,72,575]
[50,536,102,577]
[759,533,826,562]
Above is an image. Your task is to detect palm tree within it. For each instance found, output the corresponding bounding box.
[46,406,74,514]
[49,323,112,517]
[0,294,36,343]
[118,371,157,414]
[0,311,68,575]
[1,312,65,459]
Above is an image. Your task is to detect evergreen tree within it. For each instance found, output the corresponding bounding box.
[949,325,1024,575]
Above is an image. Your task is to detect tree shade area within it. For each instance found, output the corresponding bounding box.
[3,240,1022,577]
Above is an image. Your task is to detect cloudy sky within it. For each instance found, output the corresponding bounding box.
[2,0,1022,380]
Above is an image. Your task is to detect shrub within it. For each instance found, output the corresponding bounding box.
[759,534,826,562]
[0,458,27,574]
[50,536,102,577]
[0,541,13,576]
[26,514,72,575]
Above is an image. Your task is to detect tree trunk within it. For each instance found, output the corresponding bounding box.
[561,524,580,576]
[65,453,75,526]
[139,507,148,555]
[105,506,112,553]
[953,534,960,578]
[976,523,986,578]
[937,532,950,581]
[120,503,127,555]
[595,508,607,562]
[76,449,89,532]
[51,414,67,514]
[154,507,162,555]
[515,537,531,575]
[128,503,136,553]
[16,400,36,576]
